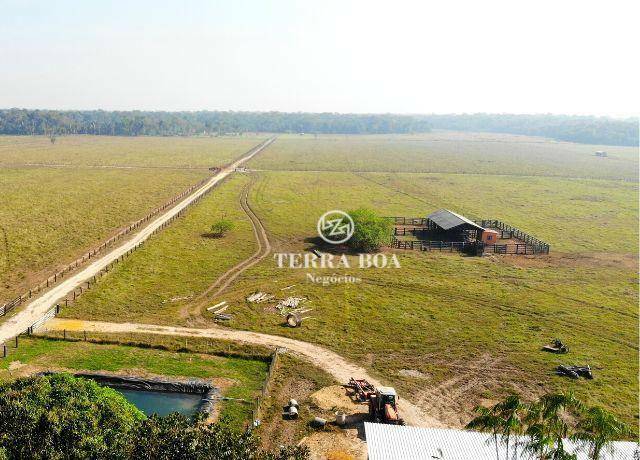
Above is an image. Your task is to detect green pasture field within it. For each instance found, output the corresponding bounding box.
[0,134,264,305]
[33,133,638,430]
[59,174,257,324]
[250,170,638,253]
[60,168,638,428]
[0,167,207,304]
[248,133,639,181]
[0,135,265,168]
[0,335,268,427]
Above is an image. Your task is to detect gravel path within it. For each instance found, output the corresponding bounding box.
[0,138,275,343]
[44,317,446,429]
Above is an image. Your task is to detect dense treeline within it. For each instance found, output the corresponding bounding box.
[0,373,307,459]
[0,109,430,137]
[426,113,638,147]
[0,109,637,146]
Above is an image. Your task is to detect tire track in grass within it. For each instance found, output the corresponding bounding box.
[0,138,276,343]
[364,278,638,351]
[184,174,272,318]
[44,317,447,429]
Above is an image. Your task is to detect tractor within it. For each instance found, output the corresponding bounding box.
[348,378,404,425]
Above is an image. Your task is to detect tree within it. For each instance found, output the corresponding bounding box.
[467,393,632,460]
[129,413,308,460]
[494,394,527,460]
[572,406,632,460]
[210,218,235,237]
[528,392,583,460]
[0,374,308,459]
[0,373,143,459]
[346,208,392,252]
[466,405,503,460]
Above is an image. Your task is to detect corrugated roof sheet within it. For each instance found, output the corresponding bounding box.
[426,209,484,231]
[364,423,639,460]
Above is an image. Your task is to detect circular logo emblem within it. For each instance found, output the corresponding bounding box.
[317,210,355,245]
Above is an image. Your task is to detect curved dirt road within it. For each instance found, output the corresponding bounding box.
[45,317,446,429]
[184,175,271,318]
[0,138,275,343]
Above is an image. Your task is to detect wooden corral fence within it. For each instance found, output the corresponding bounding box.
[391,238,477,254]
[0,173,220,317]
[474,219,550,254]
[389,216,427,226]
[388,216,550,255]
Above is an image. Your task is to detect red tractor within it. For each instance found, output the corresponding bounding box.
[348,378,405,425]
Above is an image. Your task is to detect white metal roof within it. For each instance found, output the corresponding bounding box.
[378,386,396,396]
[426,209,484,231]
[364,423,639,460]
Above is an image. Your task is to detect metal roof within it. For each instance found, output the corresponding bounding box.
[378,387,396,396]
[364,423,639,460]
[427,209,484,231]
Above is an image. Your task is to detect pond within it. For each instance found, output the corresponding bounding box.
[115,389,203,417]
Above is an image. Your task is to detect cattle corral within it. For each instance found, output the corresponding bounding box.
[390,211,550,255]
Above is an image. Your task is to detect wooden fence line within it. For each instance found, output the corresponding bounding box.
[387,215,550,255]
[252,347,281,425]
[0,172,216,316]
[2,138,276,347]
[474,219,550,253]
[391,237,546,255]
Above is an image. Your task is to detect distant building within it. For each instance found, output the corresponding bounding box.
[364,423,638,460]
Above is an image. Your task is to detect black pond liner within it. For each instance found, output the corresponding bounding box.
[40,371,219,416]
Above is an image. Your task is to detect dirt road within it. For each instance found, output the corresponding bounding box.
[44,317,446,428]
[184,175,272,318]
[0,138,275,344]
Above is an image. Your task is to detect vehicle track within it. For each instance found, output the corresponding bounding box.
[0,138,276,343]
[184,174,272,318]
[364,278,638,351]
[44,317,447,429]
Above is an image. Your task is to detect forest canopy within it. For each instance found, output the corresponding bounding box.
[0,109,636,146]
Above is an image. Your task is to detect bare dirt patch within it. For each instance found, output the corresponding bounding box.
[310,385,363,412]
[398,369,430,380]
[413,353,542,428]
[301,431,367,460]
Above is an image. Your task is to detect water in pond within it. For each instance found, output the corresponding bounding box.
[116,389,202,416]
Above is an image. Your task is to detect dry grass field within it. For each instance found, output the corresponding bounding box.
[7,133,638,433]
[0,135,264,168]
[248,133,639,181]
[0,135,264,304]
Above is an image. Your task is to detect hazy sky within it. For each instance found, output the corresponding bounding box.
[1,0,638,116]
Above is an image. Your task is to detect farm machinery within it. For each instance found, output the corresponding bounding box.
[348,377,405,425]
[542,338,568,354]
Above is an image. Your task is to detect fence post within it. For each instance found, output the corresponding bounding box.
[14,336,18,348]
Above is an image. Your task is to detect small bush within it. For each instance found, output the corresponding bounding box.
[346,208,392,252]
[209,219,235,237]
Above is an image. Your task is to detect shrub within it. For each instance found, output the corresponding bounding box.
[346,208,392,252]
[210,219,235,237]
[0,374,308,459]
[0,373,143,459]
